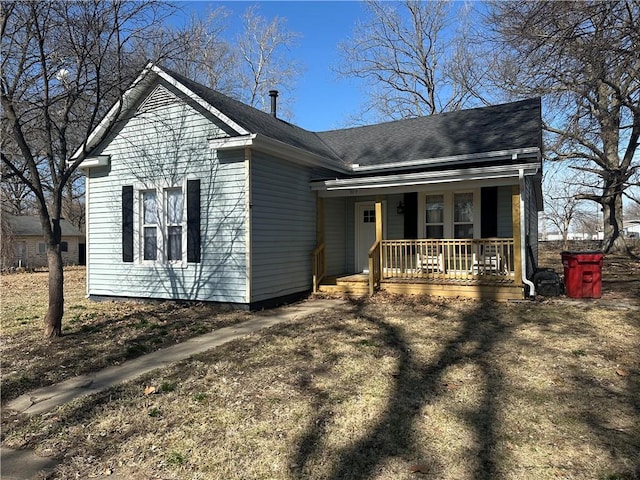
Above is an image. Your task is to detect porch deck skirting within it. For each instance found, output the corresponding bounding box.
[318,274,523,301]
[381,277,523,301]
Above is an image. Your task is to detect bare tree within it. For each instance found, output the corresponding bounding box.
[157,7,237,95]
[337,0,478,122]
[1,163,36,215]
[542,163,595,249]
[234,5,302,116]
[154,5,302,117]
[1,0,177,337]
[484,1,640,254]
[1,207,16,269]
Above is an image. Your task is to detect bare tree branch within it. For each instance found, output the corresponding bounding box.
[483,0,640,253]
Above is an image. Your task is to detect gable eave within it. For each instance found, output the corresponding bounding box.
[209,134,350,174]
[70,63,250,166]
[153,67,249,136]
[70,61,156,163]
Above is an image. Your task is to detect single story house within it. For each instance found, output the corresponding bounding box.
[74,63,543,306]
[3,215,85,268]
[624,219,640,238]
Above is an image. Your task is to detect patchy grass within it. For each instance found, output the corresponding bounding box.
[1,251,639,480]
[538,241,640,302]
[0,267,252,403]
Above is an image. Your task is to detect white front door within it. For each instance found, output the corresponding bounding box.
[356,202,377,272]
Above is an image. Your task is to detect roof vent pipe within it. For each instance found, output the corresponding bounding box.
[269,90,278,117]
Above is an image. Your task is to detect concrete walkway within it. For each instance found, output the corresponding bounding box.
[1,298,347,480]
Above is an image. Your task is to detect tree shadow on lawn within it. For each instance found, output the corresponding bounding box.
[4,297,637,479]
[561,309,640,479]
[291,299,514,480]
[290,298,640,480]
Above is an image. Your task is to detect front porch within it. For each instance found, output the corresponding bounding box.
[314,238,524,301]
[311,191,527,301]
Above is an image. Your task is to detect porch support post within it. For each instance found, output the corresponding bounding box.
[512,186,523,285]
[375,198,383,243]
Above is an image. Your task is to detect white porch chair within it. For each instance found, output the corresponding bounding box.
[417,248,444,274]
[472,244,502,275]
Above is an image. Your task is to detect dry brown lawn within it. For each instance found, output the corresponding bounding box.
[0,267,252,403]
[1,246,639,480]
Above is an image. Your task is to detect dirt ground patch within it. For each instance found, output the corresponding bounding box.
[1,248,639,479]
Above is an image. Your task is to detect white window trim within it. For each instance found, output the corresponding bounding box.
[418,189,480,239]
[133,181,188,267]
[164,187,187,264]
[140,189,159,263]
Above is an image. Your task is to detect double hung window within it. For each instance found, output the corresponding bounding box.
[422,191,477,239]
[142,191,159,261]
[425,195,444,238]
[140,187,184,263]
[453,193,474,239]
[122,180,199,265]
[166,189,183,261]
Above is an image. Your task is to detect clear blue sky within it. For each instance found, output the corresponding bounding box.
[174,1,371,131]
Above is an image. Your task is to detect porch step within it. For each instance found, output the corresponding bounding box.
[317,274,370,297]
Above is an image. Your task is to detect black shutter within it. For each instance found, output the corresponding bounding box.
[187,179,201,263]
[481,187,498,238]
[122,185,134,262]
[403,192,418,239]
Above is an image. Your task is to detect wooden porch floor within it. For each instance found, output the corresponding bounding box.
[317,273,524,301]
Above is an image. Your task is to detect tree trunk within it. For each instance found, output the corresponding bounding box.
[601,177,627,254]
[44,246,64,338]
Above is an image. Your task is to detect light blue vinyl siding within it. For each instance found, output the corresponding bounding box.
[250,152,316,302]
[386,193,404,240]
[345,197,356,273]
[497,186,514,237]
[86,84,247,303]
[324,197,347,276]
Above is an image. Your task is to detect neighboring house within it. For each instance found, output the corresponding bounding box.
[624,219,640,238]
[3,215,85,268]
[74,63,543,306]
[542,232,603,241]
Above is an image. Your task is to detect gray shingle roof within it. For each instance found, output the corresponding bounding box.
[316,98,542,166]
[163,69,342,162]
[162,67,541,169]
[8,216,84,237]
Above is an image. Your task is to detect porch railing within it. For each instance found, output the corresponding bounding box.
[368,239,382,295]
[311,242,326,292]
[382,238,516,281]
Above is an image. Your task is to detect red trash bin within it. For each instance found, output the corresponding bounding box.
[561,251,604,299]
